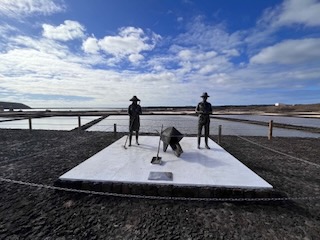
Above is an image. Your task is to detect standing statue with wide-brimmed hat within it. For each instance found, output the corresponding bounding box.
[196,92,212,149]
[128,95,142,146]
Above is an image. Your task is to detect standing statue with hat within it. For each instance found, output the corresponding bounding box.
[196,92,212,149]
[128,96,142,146]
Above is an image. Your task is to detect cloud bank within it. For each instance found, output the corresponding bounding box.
[0,0,319,107]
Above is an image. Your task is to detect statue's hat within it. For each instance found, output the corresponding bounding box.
[201,92,210,98]
[130,96,140,101]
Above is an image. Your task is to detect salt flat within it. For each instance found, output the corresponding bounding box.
[59,136,272,189]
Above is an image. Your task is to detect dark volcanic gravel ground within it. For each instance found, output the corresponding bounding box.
[0,129,320,239]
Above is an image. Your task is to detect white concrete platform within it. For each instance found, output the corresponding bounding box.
[59,136,272,189]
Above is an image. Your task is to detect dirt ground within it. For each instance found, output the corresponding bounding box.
[0,129,319,239]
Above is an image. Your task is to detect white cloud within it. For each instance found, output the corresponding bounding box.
[222,49,240,57]
[178,49,192,60]
[81,27,161,64]
[97,27,160,61]
[176,17,243,52]
[82,36,100,54]
[0,23,18,36]
[171,45,232,77]
[250,38,320,64]
[258,0,320,28]
[0,46,125,106]
[0,0,65,18]
[9,35,68,57]
[0,31,184,107]
[194,51,218,61]
[42,20,85,41]
[209,73,229,84]
[0,24,19,48]
[198,65,219,75]
[128,53,144,64]
[176,48,218,62]
[246,0,320,47]
[177,49,218,63]
[275,0,320,27]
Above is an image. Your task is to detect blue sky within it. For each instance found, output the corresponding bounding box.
[0,0,320,108]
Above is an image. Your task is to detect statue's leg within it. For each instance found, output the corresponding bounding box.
[205,123,210,149]
[197,124,202,149]
[129,131,133,146]
[163,142,169,152]
[170,143,177,151]
[135,131,139,145]
[177,143,183,154]
[171,143,181,157]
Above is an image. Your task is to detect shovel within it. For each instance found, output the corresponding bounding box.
[151,125,163,164]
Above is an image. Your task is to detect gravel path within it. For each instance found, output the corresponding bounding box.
[0,129,319,239]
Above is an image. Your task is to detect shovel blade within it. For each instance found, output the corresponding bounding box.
[151,156,162,164]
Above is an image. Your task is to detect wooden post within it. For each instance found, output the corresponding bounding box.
[28,117,32,132]
[268,120,273,140]
[218,125,222,145]
[77,115,81,133]
[114,123,117,137]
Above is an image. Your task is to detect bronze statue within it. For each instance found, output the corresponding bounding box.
[128,96,142,146]
[161,127,184,157]
[195,92,212,149]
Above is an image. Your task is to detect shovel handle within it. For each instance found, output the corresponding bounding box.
[156,125,163,158]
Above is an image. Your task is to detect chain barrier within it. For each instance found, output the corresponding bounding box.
[1,177,320,202]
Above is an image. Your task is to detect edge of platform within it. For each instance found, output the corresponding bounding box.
[54,179,285,200]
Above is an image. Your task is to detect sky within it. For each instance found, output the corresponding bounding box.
[0,0,320,108]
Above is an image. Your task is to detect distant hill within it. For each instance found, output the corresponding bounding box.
[0,101,31,110]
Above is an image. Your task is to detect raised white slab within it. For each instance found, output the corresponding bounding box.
[59,136,272,189]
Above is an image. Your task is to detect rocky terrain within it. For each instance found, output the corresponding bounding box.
[0,129,319,239]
